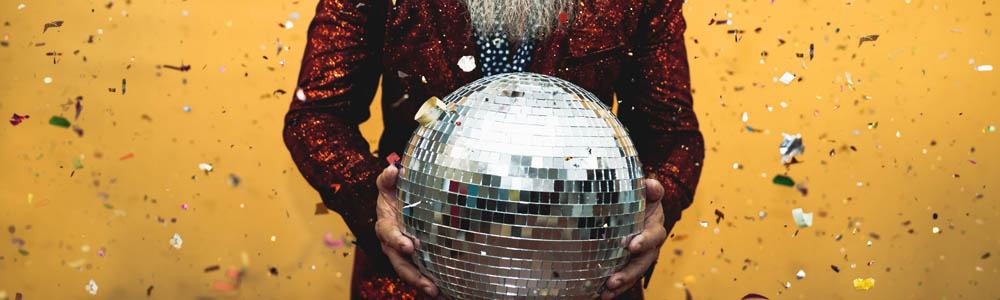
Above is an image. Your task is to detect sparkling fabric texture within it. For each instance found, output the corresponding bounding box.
[283,0,702,299]
[397,73,645,299]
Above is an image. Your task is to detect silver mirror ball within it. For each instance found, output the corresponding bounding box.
[397,72,646,299]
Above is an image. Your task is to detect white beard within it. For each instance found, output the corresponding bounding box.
[464,0,574,44]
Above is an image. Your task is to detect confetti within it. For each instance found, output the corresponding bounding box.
[858,35,879,47]
[792,208,813,227]
[85,279,98,295]
[162,64,191,72]
[9,113,29,126]
[387,152,401,168]
[213,282,237,291]
[983,252,991,259]
[779,133,805,164]
[324,232,343,247]
[772,175,795,187]
[778,72,795,84]
[457,55,476,72]
[227,173,241,187]
[183,106,191,112]
[314,203,329,215]
[831,265,840,272]
[169,233,183,249]
[796,269,806,279]
[741,294,769,300]
[74,96,83,120]
[295,88,307,101]
[204,265,221,272]
[119,153,134,160]
[852,277,875,290]
[976,65,993,71]
[198,163,213,172]
[42,21,64,33]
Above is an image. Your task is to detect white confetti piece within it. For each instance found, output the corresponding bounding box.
[289,12,300,19]
[741,112,748,122]
[86,279,98,295]
[43,77,53,84]
[796,269,806,279]
[170,233,183,249]
[779,72,795,84]
[198,163,213,172]
[457,55,476,72]
[17,3,26,9]
[792,208,813,227]
[284,20,294,29]
[976,65,993,71]
[295,88,306,101]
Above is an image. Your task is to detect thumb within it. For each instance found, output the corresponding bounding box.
[645,178,665,203]
[377,165,399,193]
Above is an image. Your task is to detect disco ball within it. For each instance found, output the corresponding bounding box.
[396,72,646,299]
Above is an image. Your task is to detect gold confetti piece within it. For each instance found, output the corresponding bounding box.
[853,278,875,290]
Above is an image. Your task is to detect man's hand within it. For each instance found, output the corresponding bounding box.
[602,178,667,299]
[374,165,440,298]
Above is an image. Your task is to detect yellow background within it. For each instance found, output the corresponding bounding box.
[1,0,998,299]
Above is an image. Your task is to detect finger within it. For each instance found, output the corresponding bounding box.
[602,279,636,300]
[375,219,414,254]
[383,244,437,297]
[644,178,665,203]
[629,224,666,253]
[604,247,659,293]
[377,165,399,194]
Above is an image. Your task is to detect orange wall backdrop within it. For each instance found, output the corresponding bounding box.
[1,0,998,299]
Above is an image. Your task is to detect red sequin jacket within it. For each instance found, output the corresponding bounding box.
[283,0,703,298]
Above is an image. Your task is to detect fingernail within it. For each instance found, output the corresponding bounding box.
[423,286,434,295]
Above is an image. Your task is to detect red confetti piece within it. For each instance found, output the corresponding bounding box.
[120,153,134,160]
[213,282,237,291]
[386,152,400,165]
[10,113,29,126]
[559,12,568,25]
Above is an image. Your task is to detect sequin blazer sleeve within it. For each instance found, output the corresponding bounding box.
[282,0,387,254]
[616,0,705,232]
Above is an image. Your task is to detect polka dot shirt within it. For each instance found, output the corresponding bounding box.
[475,31,534,76]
